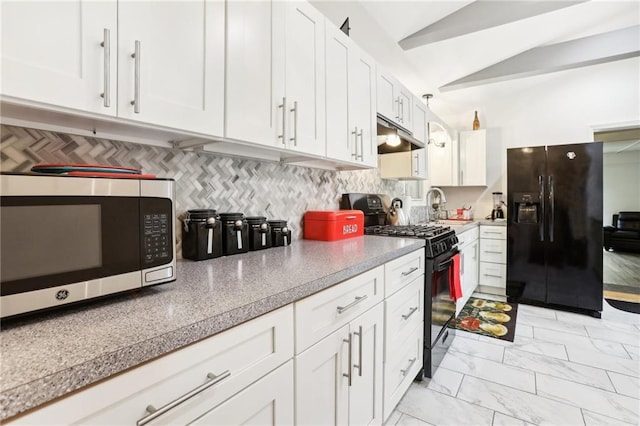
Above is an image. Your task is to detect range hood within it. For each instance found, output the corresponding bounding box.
[376,114,424,150]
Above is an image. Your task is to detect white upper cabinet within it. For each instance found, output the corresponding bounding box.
[349,46,377,167]
[284,1,326,157]
[225,1,325,157]
[325,23,376,167]
[225,1,286,146]
[458,129,503,186]
[412,96,428,145]
[1,0,224,136]
[1,1,117,116]
[325,24,352,162]
[379,148,428,180]
[430,128,500,187]
[376,68,413,131]
[428,135,458,186]
[118,1,224,135]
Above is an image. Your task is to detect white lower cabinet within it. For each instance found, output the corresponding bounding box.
[479,225,507,295]
[295,303,383,425]
[8,250,427,425]
[456,226,479,315]
[295,266,385,426]
[7,305,294,425]
[192,360,294,426]
[383,251,425,421]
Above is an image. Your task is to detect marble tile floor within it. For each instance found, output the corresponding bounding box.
[386,293,640,426]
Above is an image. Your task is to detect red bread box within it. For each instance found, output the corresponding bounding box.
[304,210,364,241]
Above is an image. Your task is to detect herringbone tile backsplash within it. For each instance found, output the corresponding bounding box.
[1,125,423,256]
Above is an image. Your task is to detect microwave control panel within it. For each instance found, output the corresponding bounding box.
[143,212,171,265]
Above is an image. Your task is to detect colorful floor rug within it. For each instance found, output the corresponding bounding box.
[449,297,518,342]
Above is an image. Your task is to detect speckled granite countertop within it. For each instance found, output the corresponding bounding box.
[0,236,424,421]
[443,219,507,235]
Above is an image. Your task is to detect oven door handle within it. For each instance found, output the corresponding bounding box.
[434,257,453,272]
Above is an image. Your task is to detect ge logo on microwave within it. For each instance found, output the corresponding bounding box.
[55,290,69,300]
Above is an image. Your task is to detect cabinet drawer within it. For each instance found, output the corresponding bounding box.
[383,323,423,420]
[479,239,506,263]
[384,275,423,359]
[384,249,425,297]
[479,262,506,288]
[9,306,294,425]
[480,225,506,239]
[456,227,479,249]
[192,360,294,426]
[295,266,384,354]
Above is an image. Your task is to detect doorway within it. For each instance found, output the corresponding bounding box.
[596,127,640,303]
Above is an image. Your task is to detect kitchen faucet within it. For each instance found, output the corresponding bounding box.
[426,187,447,222]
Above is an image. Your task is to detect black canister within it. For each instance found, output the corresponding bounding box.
[182,209,222,261]
[268,220,291,247]
[246,216,272,251]
[220,213,249,255]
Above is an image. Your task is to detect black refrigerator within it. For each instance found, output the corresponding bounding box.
[506,142,603,317]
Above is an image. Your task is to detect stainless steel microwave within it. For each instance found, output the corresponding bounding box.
[0,173,176,318]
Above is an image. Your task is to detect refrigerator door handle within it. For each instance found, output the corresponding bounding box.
[549,175,555,242]
[539,175,544,242]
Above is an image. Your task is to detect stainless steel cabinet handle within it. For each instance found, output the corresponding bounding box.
[278,97,286,144]
[401,266,419,277]
[400,357,417,376]
[484,250,503,254]
[100,28,111,107]
[337,295,368,314]
[343,333,352,386]
[401,306,418,320]
[549,175,554,242]
[395,98,400,120]
[484,273,503,278]
[352,127,358,158]
[131,40,141,113]
[485,231,503,235]
[289,101,298,146]
[136,370,230,426]
[354,325,363,377]
[357,129,364,161]
[460,169,464,185]
[414,153,419,175]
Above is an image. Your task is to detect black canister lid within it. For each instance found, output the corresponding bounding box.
[186,209,218,219]
[219,212,245,220]
[246,216,268,224]
[268,220,288,227]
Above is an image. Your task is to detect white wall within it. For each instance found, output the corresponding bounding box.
[603,150,640,224]
[436,57,640,217]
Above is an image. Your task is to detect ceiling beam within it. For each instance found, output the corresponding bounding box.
[439,25,640,92]
[399,1,587,50]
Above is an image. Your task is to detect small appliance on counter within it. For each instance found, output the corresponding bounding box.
[0,172,176,319]
[340,193,387,227]
[388,198,409,226]
[304,210,364,241]
[219,213,249,255]
[182,209,223,261]
[246,216,272,251]
[491,192,506,220]
[268,220,292,246]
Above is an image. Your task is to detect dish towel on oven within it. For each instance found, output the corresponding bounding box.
[449,253,462,301]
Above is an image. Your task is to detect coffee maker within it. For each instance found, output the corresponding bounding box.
[491,192,506,220]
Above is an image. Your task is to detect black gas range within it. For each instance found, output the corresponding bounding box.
[364,222,459,379]
[365,224,458,259]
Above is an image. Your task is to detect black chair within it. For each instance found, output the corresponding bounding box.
[603,212,640,253]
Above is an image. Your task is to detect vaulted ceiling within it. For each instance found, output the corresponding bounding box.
[354,0,639,115]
